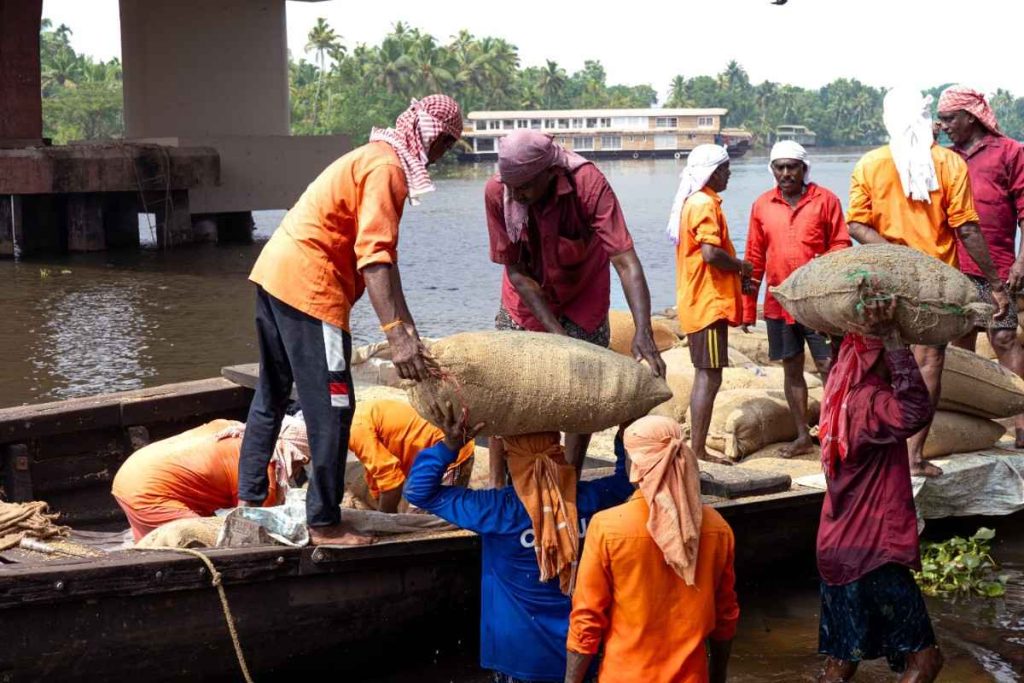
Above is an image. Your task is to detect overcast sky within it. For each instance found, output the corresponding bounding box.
[42,0,1024,102]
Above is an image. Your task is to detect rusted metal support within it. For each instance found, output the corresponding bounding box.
[1,443,34,502]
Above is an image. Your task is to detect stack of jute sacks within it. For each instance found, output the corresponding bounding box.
[771,243,1024,460]
[610,310,827,461]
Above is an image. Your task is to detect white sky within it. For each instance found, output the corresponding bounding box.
[42,0,1024,102]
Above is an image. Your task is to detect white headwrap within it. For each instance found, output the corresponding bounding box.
[666,144,730,244]
[883,87,938,203]
[769,140,811,181]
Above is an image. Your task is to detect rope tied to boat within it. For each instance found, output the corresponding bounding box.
[132,546,255,683]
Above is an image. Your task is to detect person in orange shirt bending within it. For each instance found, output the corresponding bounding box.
[239,96,464,544]
[566,416,739,683]
[743,141,851,456]
[846,87,1008,477]
[349,399,475,513]
[668,144,753,464]
[112,416,309,542]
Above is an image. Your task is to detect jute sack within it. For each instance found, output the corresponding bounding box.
[938,346,1024,419]
[652,314,685,339]
[697,389,821,461]
[661,344,756,373]
[771,244,992,346]
[136,517,225,549]
[732,324,825,375]
[923,411,1005,458]
[974,334,997,360]
[608,310,679,356]
[407,331,672,436]
[352,339,437,388]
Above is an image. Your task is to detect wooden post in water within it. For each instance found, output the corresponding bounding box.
[66,193,105,252]
[152,189,193,248]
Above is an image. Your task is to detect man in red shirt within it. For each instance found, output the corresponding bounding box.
[815,293,942,682]
[484,130,665,485]
[938,86,1024,447]
[743,141,851,456]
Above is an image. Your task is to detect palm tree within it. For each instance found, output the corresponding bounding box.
[538,60,566,108]
[667,75,687,107]
[305,17,341,131]
[408,34,455,95]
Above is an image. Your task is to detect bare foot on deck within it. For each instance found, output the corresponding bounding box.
[779,435,816,459]
[308,524,375,546]
[695,449,733,466]
[909,460,943,478]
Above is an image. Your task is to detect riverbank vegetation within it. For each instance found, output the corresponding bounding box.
[40,19,1024,147]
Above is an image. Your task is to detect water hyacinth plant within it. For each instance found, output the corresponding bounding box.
[915,528,1009,598]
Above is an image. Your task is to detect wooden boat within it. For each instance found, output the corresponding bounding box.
[0,374,835,681]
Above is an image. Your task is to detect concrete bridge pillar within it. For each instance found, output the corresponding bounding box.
[0,0,43,145]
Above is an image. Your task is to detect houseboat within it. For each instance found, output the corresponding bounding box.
[774,124,818,146]
[460,107,752,161]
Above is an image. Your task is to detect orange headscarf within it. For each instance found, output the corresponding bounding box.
[504,433,579,595]
[624,416,703,585]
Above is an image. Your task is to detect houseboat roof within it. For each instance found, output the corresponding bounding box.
[467,107,728,120]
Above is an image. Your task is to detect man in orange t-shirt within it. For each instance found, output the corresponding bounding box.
[349,399,474,513]
[669,144,752,464]
[566,416,739,683]
[112,416,309,542]
[238,96,463,544]
[846,87,1008,477]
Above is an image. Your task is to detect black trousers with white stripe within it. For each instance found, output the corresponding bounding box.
[238,287,354,527]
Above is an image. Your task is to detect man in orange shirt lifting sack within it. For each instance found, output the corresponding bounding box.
[846,87,1008,477]
[239,95,464,544]
[667,144,753,465]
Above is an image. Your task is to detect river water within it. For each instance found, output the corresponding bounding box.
[2,153,1022,680]
[0,152,863,408]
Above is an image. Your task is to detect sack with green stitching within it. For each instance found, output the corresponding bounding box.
[771,244,992,345]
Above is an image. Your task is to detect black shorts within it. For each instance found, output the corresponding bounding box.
[765,317,835,363]
[687,320,729,369]
[819,563,937,672]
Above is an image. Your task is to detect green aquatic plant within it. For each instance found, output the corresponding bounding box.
[915,528,1009,598]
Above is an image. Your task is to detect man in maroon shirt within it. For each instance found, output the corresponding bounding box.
[484,130,664,486]
[815,294,942,682]
[938,86,1024,447]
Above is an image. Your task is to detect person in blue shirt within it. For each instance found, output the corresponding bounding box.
[404,399,634,683]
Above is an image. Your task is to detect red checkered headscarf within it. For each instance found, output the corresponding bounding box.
[938,86,1002,136]
[370,95,463,205]
[819,334,885,478]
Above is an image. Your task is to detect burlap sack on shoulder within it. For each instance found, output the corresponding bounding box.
[771,244,991,346]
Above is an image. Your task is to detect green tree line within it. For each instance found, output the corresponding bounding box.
[40,18,1024,147]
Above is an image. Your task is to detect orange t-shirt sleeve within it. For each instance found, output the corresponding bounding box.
[354,164,407,271]
[711,526,740,641]
[826,194,853,253]
[945,155,980,229]
[567,519,612,655]
[742,204,765,323]
[689,201,723,247]
[846,158,874,227]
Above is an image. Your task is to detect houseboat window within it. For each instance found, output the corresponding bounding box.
[586,118,598,128]
[600,117,611,128]
[573,136,594,150]
[557,119,570,129]
[530,119,542,129]
[655,117,678,128]
[601,135,621,150]
[488,120,502,130]
[475,138,496,152]
[543,119,555,129]
[697,116,715,128]
[502,120,515,130]
[516,119,529,128]
[475,120,488,131]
